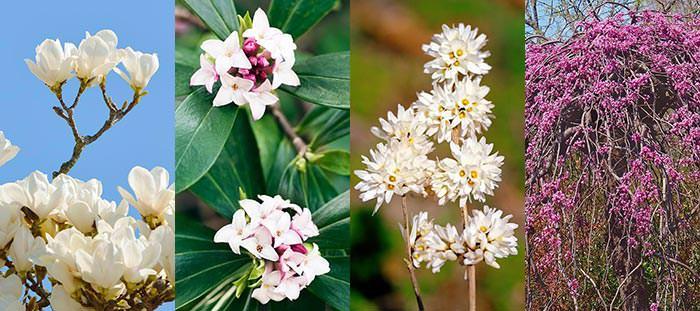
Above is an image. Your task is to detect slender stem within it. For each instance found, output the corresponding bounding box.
[469,266,476,311]
[401,196,425,311]
[270,104,307,155]
[52,81,142,178]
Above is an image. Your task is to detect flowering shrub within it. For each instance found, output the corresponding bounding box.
[0,30,172,310]
[354,23,518,310]
[526,11,700,310]
[175,1,349,310]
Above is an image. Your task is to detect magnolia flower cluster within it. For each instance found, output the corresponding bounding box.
[214,195,330,304]
[190,8,299,120]
[0,131,19,168]
[25,29,159,91]
[355,24,503,211]
[0,166,174,309]
[406,207,517,272]
[355,24,517,272]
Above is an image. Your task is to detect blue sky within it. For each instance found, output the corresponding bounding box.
[0,1,174,309]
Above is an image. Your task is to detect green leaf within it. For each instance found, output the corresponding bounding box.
[267,0,338,39]
[175,215,252,309]
[280,52,350,109]
[309,191,349,250]
[175,89,237,192]
[313,150,349,176]
[298,107,350,148]
[189,111,266,219]
[175,46,199,97]
[306,252,350,310]
[182,0,239,40]
[249,114,284,181]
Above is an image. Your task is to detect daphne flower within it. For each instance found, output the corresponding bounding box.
[190,54,218,93]
[432,138,503,205]
[73,29,121,85]
[243,79,279,120]
[271,58,300,88]
[291,208,319,239]
[241,228,279,261]
[297,243,330,284]
[251,270,285,304]
[243,8,296,61]
[0,274,23,311]
[24,38,75,90]
[423,24,491,82]
[214,209,255,253]
[463,206,518,268]
[118,166,175,221]
[201,31,251,75]
[213,72,254,107]
[0,132,20,168]
[354,140,435,213]
[114,47,159,91]
[263,212,302,247]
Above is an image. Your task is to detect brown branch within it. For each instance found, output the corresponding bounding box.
[400,196,425,311]
[52,80,142,178]
[270,104,307,155]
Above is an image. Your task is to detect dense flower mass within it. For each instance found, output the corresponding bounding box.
[0,131,19,168]
[0,166,174,309]
[526,11,700,310]
[214,195,330,304]
[355,23,516,280]
[25,29,159,91]
[406,207,517,272]
[190,8,299,120]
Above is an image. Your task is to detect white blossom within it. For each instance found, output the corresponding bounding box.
[463,206,518,268]
[114,47,159,90]
[0,131,20,168]
[423,24,491,83]
[73,29,121,85]
[9,226,46,272]
[118,166,174,221]
[24,38,75,90]
[0,274,23,311]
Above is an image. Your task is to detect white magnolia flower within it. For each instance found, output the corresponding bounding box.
[109,219,161,284]
[9,225,46,272]
[0,199,20,248]
[0,131,20,168]
[354,140,435,213]
[2,171,67,220]
[202,31,251,75]
[24,38,75,90]
[190,54,218,93]
[463,206,518,268]
[74,240,126,294]
[149,224,175,282]
[118,166,174,220]
[432,137,503,205]
[114,47,159,90]
[50,285,89,311]
[54,174,106,233]
[73,29,121,85]
[0,274,23,311]
[423,24,491,82]
[41,227,90,294]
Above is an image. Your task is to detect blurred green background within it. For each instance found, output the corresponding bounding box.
[350,0,525,310]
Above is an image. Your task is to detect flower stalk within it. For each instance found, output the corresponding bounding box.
[270,104,307,156]
[401,195,425,311]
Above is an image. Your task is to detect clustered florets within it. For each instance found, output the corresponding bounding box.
[214,195,330,304]
[190,8,300,120]
[354,23,517,273]
[0,166,174,309]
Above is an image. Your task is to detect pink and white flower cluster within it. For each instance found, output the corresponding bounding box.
[214,195,330,304]
[190,8,300,120]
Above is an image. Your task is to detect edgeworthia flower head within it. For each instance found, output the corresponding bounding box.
[114,47,159,91]
[0,131,20,167]
[24,38,75,90]
[190,8,299,120]
[214,195,330,304]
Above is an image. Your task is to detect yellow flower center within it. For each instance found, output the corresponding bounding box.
[467,107,473,112]
[387,184,395,190]
[471,170,478,178]
[459,111,466,119]
[479,226,488,233]
[453,61,460,66]
[467,179,475,186]
[389,175,397,182]
[459,170,466,177]
[456,49,464,57]
[462,99,469,106]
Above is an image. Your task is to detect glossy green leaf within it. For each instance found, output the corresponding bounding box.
[298,107,349,148]
[306,252,350,310]
[189,111,266,219]
[175,215,252,309]
[309,191,349,249]
[182,0,239,40]
[175,89,238,192]
[267,0,338,39]
[280,52,350,109]
[175,46,199,97]
[249,114,284,180]
[314,150,349,176]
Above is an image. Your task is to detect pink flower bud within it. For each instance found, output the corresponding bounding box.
[290,244,307,254]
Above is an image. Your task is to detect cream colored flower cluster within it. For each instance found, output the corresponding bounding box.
[0,167,174,310]
[354,24,517,272]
